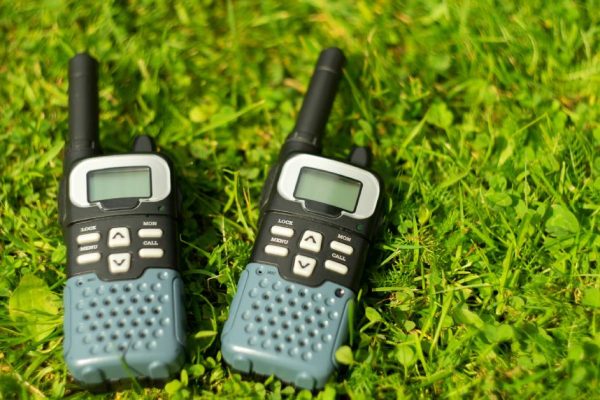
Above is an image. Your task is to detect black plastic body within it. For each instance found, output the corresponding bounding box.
[253,47,383,295]
[60,53,180,282]
[59,152,180,282]
[61,53,186,387]
[251,155,383,293]
[222,47,384,389]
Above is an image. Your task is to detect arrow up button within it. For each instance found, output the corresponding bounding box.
[292,255,317,277]
[108,227,131,248]
[299,230,323,253]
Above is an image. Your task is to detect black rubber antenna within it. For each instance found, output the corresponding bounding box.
[65,53,101,168]
[280,47,346,158]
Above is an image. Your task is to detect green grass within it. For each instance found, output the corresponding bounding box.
[1,0,599,398]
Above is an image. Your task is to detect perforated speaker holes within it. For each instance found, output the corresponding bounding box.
[243,270,344,361]
[75,272,172,355]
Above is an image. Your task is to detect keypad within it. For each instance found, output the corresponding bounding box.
[263,222,355,279]
[75,223,165,275]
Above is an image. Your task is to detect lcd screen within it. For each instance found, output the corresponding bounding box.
[294,168,362,212]
[87,167,151,202]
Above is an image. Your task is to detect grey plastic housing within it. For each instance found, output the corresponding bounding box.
[221,263,354,390]
[63,268,186,384]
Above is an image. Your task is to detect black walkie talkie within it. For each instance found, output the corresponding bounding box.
[59,53,185,386]
[221,48,384,389]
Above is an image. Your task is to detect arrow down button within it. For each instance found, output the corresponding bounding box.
[108,253,131,274]
[292,255,317,277]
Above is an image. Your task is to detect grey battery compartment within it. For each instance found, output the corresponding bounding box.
[63,268,186,384]
[221,263,354,390]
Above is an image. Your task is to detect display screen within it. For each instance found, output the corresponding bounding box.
[87,167,151,202]
[294,168,362,212]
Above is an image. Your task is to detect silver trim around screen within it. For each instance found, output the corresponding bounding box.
[277,154,380,219]
[69,154,171,208]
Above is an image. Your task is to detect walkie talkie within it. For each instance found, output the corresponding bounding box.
[221,48,383,389]
[59,53,185,386]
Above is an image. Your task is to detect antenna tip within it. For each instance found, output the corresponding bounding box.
[69,53,98,77]
[316,47,346,74]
